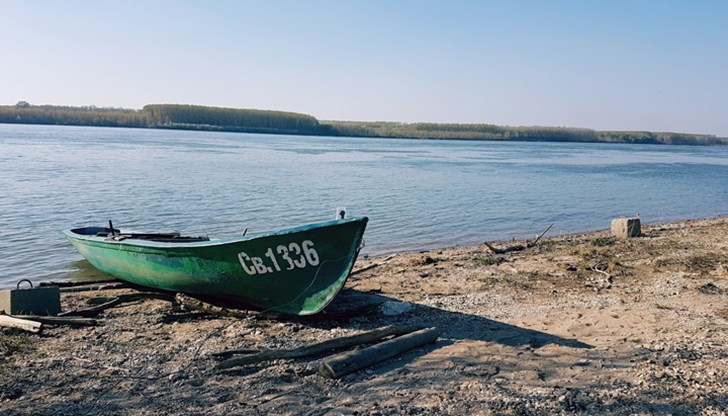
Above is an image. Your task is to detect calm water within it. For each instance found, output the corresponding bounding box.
[1,124,727,288]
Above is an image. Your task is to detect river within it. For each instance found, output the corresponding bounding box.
[1,124,726,288]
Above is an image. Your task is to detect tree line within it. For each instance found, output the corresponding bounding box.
[142,104,322,134]
[1,102,725,145]
[0,103,148,128]
[323,121,728,145]
[0,103,324,135]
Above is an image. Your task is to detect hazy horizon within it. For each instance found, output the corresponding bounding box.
[2,1,727,136]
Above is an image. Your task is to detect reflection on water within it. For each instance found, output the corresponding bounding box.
[65,259,116,283]
[1,124,727,288]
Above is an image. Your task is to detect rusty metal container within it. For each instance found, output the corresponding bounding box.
[0,279,61,316]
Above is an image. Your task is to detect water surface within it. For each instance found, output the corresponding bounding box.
[1,124,726,287]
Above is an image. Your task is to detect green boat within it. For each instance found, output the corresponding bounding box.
[64,217,368,315]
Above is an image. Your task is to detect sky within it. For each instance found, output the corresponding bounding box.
[2,0,728,136]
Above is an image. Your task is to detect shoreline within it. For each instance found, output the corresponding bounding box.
[2,113,727,146]
[2,216,727,415]
[364,215,727,259]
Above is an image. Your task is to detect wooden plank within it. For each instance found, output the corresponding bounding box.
[173,293,276,320]
[318,327,440,379]
[216,325,422,370]
[39,279,119,288]
[0,314,43,333]
[59,292,174,317]
[60,282,131,292]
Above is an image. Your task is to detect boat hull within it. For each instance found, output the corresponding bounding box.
[64,217,368,315]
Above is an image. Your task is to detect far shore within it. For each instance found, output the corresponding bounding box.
[2,103,727,145]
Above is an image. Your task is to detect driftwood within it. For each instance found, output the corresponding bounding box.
[349,263,380,276]
[60,282,131,293]
[590,264,613,289]
[159,311,211,323]
[172,293,271,320]
[40,279,119,288]
[216,325,423,370]
[60,297,123,317]
[318,327,440,379]
[484,223,553,254]
[59,292,174,317]
[213,347,259,357]
[11,315,98,327]
[0,314,42,333]
[350,254,397,277]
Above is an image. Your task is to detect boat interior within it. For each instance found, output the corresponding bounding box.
[98,231,210,242]
[70,224,210,243]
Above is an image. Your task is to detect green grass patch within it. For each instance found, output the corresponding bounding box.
[684,253,724,270]
[476,256,505,266]
[0,331,34,357]
[592,237,618,247]
[480,276,497,285]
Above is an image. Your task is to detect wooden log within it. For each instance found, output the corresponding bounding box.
[349,263,380,276]
[526,223,554,248]
[11,315,98,327]
[0,314,42,333]
[159,311,210,323]
[213,348,259,357]
[173,293,275,320]
[39,279,119,288]
[58,297,121,317]
[318,327,440,379]
[86,296,117,305]
[483,241,524,254]
[484,223,553,254]
[60,282,131,293]
[349,254,396,276]
[216,325,422,370]
[58,292,174,317]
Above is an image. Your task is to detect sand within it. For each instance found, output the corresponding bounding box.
[1,217,727,415]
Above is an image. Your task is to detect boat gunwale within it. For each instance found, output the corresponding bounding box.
[64,216,368,249]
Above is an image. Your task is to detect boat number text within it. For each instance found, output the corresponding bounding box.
[237,240,320,276]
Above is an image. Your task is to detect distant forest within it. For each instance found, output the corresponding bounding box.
[0,102,322,135]
[1,102,726,146]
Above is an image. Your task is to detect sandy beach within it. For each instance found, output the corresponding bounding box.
[2,217,727,415]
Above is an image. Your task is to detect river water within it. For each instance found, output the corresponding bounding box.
[1,124,727,288]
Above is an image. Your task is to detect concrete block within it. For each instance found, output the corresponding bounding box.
[611,217,641,238]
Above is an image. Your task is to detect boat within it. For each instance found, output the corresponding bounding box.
[64,217,368,315]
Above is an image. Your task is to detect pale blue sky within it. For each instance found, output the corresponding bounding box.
[2,1,727,135]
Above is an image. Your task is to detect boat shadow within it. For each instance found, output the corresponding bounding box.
[212,288,591,380]
[307,288,593,350]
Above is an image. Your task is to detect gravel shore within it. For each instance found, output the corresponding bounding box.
[2,217,727,415]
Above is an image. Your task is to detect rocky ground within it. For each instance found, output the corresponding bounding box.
[1,217,727,415]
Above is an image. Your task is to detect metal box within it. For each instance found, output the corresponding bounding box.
[0,280,61,316]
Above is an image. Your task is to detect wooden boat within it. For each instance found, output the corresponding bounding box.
[64,217,368,315]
